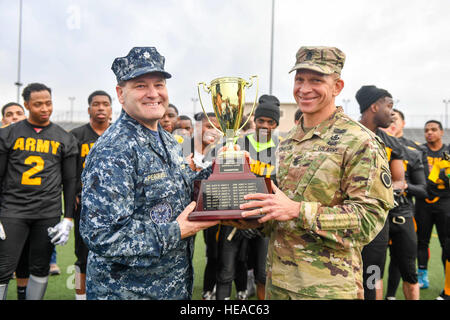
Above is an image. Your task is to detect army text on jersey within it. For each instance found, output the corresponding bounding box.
[0,120,78,219]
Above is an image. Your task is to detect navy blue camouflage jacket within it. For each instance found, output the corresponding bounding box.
[80,110,211,300]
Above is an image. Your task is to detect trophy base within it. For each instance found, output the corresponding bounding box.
[188,156,273,221]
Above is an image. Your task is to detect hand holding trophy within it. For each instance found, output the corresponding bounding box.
[188,76,272,221]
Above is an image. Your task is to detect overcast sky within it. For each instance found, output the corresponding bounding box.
[1,0,450,127]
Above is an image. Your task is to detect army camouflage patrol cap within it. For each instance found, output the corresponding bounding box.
[111,47,172,83]
[289,46,346,75]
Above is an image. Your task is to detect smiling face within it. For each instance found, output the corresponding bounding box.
[116,73,169,131]
[293,69,344,124]
[24,90,53,126]
[88,95,112,124]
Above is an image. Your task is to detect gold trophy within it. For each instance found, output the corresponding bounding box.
[188,76,272,220]
[199,76,258,158]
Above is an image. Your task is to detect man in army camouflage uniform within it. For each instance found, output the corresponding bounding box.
[80,47,218,300]
[240,46,394,299]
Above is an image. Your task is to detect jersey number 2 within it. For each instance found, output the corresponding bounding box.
[22,156,44,185]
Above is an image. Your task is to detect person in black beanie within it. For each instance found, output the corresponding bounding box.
[252,94,280,144]
[216,94,281,300]
[357,85,412,299]
[356,85,393,116]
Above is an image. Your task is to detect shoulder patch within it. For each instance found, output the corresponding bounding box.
[149,201,173,224]
[380,167,392,189]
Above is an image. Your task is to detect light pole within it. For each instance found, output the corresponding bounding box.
[342,99,350,114]
[15,0,23,103]
[68,97,75,122]
[191,97,199,118]
[269,0,275,95]
[444,99,450,129]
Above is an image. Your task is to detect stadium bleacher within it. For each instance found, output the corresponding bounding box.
[56,122,85,132]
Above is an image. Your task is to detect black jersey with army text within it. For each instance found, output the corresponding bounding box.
[0,120,78,219]
[419,143,450,199]
[70,123,103,195]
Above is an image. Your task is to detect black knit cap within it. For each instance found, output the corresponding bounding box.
[254,94,280,125]
[355,85,392,114]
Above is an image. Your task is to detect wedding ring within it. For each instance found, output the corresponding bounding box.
[259,208,263,214]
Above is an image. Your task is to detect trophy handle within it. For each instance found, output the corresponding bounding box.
[237,75,259,134]
[197,82,224,137]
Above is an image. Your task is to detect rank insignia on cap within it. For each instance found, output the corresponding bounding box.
[150,202,172,224]
[381,169,392,188]
[111,46,172,83]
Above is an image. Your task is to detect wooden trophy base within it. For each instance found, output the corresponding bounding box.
[188,154,272,221]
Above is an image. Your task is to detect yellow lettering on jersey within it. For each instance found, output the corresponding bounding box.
[50,141,60,155]
[427,156,441,167]
[36,139,50,153]
[250,158,275,178]
[13,137,25,151]
[81,143,90,158]
[13,138,60,155]
[22,155,44,185]
[265,164,275,178]
[25,137,36,152]
[258,162,266,176]
[250,159,260,176]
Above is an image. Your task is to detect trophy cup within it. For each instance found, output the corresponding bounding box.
[188,76,272,221]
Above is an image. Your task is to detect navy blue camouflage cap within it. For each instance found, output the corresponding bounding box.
[111,47,172,83]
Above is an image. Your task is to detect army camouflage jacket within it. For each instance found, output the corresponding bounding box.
[266,107,394,299]
[80,110,211,300]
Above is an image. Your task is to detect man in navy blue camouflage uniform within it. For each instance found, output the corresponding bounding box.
[80,47,219,300]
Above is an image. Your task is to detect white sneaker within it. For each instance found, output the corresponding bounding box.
[237,290,248,300]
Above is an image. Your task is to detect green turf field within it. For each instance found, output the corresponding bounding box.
[5,227,446,300]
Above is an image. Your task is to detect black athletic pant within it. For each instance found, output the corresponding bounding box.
[216,226,248,300]
[202,225,219,293]
[247,235,269,285]
[386,257,402,297]
[445,210,450,263]
[362,221,389,300]
[15,236,31,278]
[415,197,450,269]
[0,217,59,284]
[74,204,89,274]
[385,215,418,297]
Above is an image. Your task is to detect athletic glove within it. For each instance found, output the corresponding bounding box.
[48,218,73,245]
[0,220,5,240]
